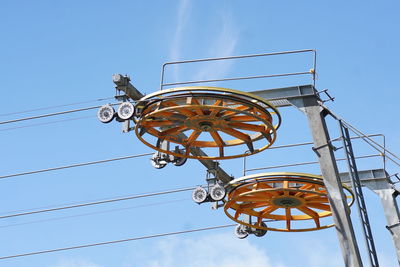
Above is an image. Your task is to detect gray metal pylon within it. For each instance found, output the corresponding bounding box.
[297,94,363,267]
[339,120,380,267]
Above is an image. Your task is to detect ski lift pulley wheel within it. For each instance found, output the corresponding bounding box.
[134,86,281,160]
[224,172,354,232]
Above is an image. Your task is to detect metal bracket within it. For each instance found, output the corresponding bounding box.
[206,161,220,181]
[114,94,128,102]
[112,74,144,100]
[122,120,131,133]
[386,222,400,234]
[317,89,335,103]
[312,141,339,157]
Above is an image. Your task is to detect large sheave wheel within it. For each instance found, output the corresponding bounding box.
[224,172,354,232]
[135,86,281,160]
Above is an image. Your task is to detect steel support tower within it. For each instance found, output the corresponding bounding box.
[112,50,400,266]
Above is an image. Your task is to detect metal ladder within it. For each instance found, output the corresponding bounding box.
[339,120,379,267]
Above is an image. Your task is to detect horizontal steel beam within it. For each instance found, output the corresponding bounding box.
[249,84,318,107]
[339,169,390,189]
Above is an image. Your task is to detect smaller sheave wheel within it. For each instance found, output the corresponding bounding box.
[134,86,281,160]
[97,104,115,123]
[224,172,354,232]
[235,224,249,239]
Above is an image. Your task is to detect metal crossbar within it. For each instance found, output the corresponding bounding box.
[339,120,380,267]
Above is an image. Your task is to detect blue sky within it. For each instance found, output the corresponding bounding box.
[1,0,400,266]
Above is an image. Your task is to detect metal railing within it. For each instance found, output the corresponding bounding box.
[160,49,317,90]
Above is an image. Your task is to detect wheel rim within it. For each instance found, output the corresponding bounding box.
[224,172,354,232]
[135,87,281,160]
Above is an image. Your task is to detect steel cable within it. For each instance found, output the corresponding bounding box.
[0,198,188,229]
[0,224,237,260]
[0,116,94,132]
[0,152,153,180]
[0,106,103,125]
[0,97,113,117]
[0,187,196,220]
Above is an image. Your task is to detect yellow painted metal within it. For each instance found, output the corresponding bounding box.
[224,172,354,232]
[134,86,281,160]
[138,86,281,124]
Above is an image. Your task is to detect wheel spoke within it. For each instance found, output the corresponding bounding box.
[160,126,188,136]
[209,131,225,157]
[253,107,272,122]
[213,99,223,106]
[142,120,182,127]
[234,210,241,219]
[161,100,179,107]
[209,100,223,116]
[228,122,267,133]
[283,181,289,196]
[236,196,270,202]
[180,107,198,117]
[261,130,273,142]
[162,101,197,116]
[248,184,280,196]
[220,128,251,142]
[258,206,278,224]
[210,131,225,147]
[253,183,260,190]
[305,196,329,203]
[285,208,291,230]
[259,206,278,216]
[220,128,254,152]
[186,130,202,145]
[307,203,331,211]
[303,194,329,202]
[220,105,253,118]
[257,216,263,226]
[186,97,204,115]
[235,191,278,200]
[253,183,273,189]
[296,206,320,228]
[294,184,315,197]
[239,202,268,209]
[138,126,147,136]
[150,111,187,120]
[227,115,259,122]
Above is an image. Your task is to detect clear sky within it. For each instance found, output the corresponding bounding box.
[1,1,400,267]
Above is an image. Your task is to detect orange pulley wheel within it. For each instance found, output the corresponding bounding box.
[224,172,354,232]
[134,86,281,160]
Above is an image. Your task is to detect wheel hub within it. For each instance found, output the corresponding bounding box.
[184,115,225,131]
[272,196,303,207]
[199,121,213,131]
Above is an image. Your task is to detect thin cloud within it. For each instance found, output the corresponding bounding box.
[169,3,239,85]
[195,11,239,83]
[141,232,286,267]
[170,0,191,81]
